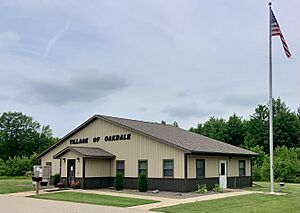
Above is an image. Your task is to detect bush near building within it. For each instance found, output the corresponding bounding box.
[114,172,124,190]
[53,174,60,187]
[138,173,148,192]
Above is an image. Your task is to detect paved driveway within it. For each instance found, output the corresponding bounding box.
[0,194,154,213]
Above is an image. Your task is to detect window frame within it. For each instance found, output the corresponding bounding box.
[239,160,246,177]
[163,159,174,178]
[138,160,148,176]
[196,159,205,178]
[116,160,125,177]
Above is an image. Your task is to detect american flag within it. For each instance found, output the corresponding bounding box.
[271,9,292,58]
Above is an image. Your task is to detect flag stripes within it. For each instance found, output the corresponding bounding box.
[271,9,292,58]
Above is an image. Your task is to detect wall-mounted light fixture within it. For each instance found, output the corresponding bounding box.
[63,158,66,163]
[229,156,232,161]
[77,157,80,162]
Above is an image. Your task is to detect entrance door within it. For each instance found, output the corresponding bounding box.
[219,160,227,189]
[67,159,76,187]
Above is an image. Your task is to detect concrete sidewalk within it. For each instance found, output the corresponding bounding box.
[70,189,259,211]
[70,190,262,210]
[9,188,260,211]
[129,190,258,210]
[0,194,153,213]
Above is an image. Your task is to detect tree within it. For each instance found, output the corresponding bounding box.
[0,112,57,160]
[0,112,40,160]
[225,114,246,147]
[189,98,300,183]
[190,117,227,142]
[245,104,269,151]
[38,125,57,154]
[272,99,300,148]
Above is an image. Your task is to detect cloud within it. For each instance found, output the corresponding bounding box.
[0,32,20,46]
[211,93,266,107]
[17,70,129,106]
[44,20,70,58]
[0,94,10,102]
[162,105,219,119]
[176,90,189,98]
[136,107,148,112]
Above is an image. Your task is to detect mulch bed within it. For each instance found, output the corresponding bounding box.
[98,188,233,199]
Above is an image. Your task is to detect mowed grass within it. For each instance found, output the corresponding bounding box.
[34,191,158,207]
[153,182,300,213]
[0,177,32,194]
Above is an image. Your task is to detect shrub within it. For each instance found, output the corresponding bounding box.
[53,173,60,187]
[0,155,38,176]
[138,173,148,192]
[114,172,124,190]
[213,184,223,193]
[0,159,6,176]
[71,181,80,189]
[274,146,300,183]
[196,184,207,194]
[57,181,66,188]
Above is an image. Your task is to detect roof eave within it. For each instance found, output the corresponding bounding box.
[37,115,99,159]
[189,151,258,157]
[82,155,116,159]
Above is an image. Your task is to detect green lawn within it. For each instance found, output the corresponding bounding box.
[153,182,300,213]
[0,177,32,194]
[34,191,158,207]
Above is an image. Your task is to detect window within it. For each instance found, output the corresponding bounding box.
[163,159,174,177]
[220,163,226,175]
[239,160,246,176]
[196,159,205,178]
[138,160,148,176]
[116,160,125,176]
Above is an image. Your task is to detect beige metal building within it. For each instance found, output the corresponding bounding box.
[38,115,257,191]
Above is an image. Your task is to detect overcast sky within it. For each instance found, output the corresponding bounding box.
[0,0,299,137]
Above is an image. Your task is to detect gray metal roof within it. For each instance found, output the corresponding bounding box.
[99,115,257,156]
[53,146,115,159]
[39,114,257,159]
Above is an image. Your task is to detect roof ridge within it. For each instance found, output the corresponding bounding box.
[97,114,175,127]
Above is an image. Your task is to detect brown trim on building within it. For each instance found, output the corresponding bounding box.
[81,177,114,189]
[250,158,253,186]
[59,158,62,176]
[184,153,188,179]
[60,176,252,191]
[227,176,252,188]
[125,177,219,192]
[82,158,86,189]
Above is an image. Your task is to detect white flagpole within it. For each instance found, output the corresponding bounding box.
[268,2,274,193]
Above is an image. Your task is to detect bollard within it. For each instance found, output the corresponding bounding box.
[278,182,285,192]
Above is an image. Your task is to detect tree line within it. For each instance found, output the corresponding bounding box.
[0,98,299,182]
[190,98,300,183]
[0,112,57,176]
